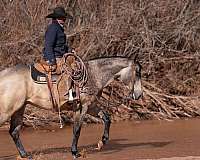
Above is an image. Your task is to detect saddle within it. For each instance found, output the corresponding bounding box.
[30,64,58,83]
[30,53,86,112]
[31,55,78,84]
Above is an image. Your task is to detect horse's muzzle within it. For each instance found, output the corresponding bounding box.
[132,90,143,100]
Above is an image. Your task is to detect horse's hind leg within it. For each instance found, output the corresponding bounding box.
[0,113,9,126]
[9,106,32,160]
[98,110,111,145]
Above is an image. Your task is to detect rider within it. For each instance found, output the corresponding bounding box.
[43,6,72,71]
[43,6,74,101]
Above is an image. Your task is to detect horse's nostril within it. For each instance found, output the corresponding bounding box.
[132,93,136,100]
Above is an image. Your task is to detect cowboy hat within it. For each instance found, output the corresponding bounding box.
[46,6,72,19]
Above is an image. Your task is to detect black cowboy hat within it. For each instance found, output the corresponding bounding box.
[46,6,72,19]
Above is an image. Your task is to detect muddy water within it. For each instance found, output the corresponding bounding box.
[1,119,200,160]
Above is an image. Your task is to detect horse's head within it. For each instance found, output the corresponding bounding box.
[131,61,143,100]
[114,59,143,100]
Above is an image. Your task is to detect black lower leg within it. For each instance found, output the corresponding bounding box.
[9,107,30,158]
[71,103,84,159]
[9,125,28,157]
[71,121,82,158]
[100,110,111,144]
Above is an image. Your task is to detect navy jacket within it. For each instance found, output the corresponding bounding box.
[43,20,69,65]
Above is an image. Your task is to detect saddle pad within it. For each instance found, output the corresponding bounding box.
[30,65,58,84]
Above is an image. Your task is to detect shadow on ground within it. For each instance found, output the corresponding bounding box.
[0,139,172,159]
[30,139,172,157]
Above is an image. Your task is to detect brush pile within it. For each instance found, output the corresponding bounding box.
[1,0,200,127]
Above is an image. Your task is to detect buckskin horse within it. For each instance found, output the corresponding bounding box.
[0,55,143,160]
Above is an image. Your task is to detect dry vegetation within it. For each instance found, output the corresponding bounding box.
[1,0,200,127]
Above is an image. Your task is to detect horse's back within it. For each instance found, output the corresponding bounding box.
[0,64,29,78]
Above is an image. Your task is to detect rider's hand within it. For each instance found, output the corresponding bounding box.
[71,49,76,54]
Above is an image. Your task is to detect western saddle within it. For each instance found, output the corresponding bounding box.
[31,53,87,112]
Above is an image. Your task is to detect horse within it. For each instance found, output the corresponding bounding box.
[0,56,143,160]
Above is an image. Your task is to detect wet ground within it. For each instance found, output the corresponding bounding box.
[1,119,200,160]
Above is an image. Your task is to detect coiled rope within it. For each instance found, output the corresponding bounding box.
[60,53,88,88]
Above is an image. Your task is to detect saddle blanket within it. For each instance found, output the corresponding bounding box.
[30,65,58,84]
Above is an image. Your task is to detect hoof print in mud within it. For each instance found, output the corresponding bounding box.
[80,148,87,158]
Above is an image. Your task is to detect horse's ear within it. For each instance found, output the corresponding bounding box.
[114,74,120,81]
[132,53,142,70]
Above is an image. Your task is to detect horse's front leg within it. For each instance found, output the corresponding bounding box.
[71,103,88,159]
[87,103,111,150]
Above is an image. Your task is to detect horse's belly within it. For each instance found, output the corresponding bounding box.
[27,82,68,110]
[27,83,53,109]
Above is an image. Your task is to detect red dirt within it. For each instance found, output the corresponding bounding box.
[1,119,200,160]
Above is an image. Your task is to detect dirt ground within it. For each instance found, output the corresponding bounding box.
[1,119,200,160]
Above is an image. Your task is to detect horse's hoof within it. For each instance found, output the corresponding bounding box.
[27,156,33,160]
[16,155,33,160]
[96,140,104,150]
[72,154,81,160]
[72,152,81,159]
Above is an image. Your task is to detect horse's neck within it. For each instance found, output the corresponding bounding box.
[86,58,131,92]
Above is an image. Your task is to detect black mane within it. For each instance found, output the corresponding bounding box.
[87,56,132,61]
